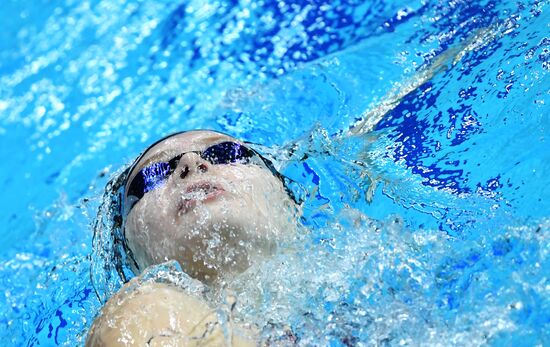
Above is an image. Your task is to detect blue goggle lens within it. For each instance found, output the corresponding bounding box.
[125,141,256,210]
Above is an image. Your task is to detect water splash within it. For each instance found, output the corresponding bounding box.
[0,0,548,345]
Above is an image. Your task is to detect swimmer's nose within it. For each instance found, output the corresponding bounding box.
[175,152,209,180]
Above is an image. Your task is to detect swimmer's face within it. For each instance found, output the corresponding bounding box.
[123,130,296,283]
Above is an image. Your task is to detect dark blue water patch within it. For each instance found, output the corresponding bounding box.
[155,1,423,77]
[409,0,498,47]
[458,86,478,100]
[296,160,343,229]
[303,162,320,186]
[435,253,487,310]
[479,175,502,193]
[160,3,187,49]
[375,82,474,195]
[491,237,512,257]
[46,309,67,345]
[33,309,49,337]
[448,106,483,147]
[27,268,95,346]
[458,41,506,83]
[381,4,427,33]
[45,171,60,185]
[220,111,244,127]
[302,162,331,204]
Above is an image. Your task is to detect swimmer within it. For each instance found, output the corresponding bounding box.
[87,130,299,346]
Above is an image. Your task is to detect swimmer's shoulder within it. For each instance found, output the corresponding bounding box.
[87,279,257,347]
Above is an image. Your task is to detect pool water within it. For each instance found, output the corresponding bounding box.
[1,0,548,345]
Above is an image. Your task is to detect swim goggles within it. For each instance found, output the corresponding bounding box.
[124,139,281,214]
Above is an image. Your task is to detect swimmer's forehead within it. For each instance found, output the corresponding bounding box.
[138,131,238,163]
[126,130,239,185]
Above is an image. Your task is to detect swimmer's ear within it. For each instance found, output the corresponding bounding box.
[112,166,141,282]
[245,144,305,205]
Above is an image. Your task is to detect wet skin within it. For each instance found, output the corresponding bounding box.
[124,130,296,284]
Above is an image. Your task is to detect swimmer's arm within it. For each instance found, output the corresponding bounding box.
[272,26,498,168]
[346,26,498,136]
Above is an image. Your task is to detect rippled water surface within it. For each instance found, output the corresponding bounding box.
[0,0,548,345]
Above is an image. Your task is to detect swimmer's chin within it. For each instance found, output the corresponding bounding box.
[176,181,226,215]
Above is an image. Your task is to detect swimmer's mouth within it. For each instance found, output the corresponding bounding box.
[177,182,225,214]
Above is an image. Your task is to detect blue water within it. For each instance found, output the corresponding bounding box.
[0,0,548,345]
